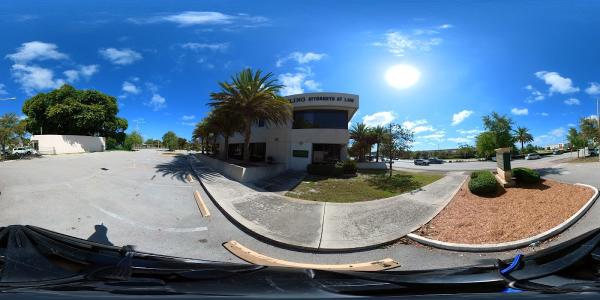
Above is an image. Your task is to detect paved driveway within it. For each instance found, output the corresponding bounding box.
[1,150,595,271]
[393,152,578,172]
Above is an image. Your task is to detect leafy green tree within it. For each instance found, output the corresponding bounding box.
[482,112,514,148]
[205,108,243,160]
[475,131,497,159]
[21,85,128,139]
[209,68,291,162]
[124,131,143,151]
[457,144,476,158]
[0,113,26,154]
[371,125,386,162]
[381,123,414,176]
[192,120,210,154]
[579,117,599,146]
[162,131,178,151]
[567,127,586,150]
[514,127,534,153]
[177,137,188,150]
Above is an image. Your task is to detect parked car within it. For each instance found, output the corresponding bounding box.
[589,148,599,156]
[414,158,429,166]
[427,157,444,164]
[525,153,541,160]
[11,147,37,155]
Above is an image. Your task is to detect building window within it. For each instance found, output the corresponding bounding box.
[312,144,341,163]
[227,143,266,162]
[293,110,348,129]
[257,118,265,127]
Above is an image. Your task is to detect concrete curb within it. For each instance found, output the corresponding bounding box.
[187,154,468,252]
[407,183,600,252]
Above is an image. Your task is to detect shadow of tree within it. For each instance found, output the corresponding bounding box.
[154,154,193,183]
[536,167,564,177]
[366,174,422,193]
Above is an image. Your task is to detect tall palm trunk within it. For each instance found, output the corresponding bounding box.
[375,143,380,162]
[521,141,524,153]
[243,123,251,162]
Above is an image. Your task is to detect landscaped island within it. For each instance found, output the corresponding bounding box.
[285,169,443,203]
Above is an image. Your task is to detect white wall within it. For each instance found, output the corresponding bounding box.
[196,154,287,183]
[31,135,105,154]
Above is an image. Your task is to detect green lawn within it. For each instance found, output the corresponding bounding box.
[285,170,443,203]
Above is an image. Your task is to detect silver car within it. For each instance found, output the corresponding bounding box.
[525,153,541,160]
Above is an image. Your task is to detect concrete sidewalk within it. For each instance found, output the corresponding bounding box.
[189,155,467,251]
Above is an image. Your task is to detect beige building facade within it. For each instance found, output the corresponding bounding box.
[217,92,359,170]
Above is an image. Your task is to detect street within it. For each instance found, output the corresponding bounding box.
[0,149,597,270]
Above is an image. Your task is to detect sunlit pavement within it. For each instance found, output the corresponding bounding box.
[0,149,596,270]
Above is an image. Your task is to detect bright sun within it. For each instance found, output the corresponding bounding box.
[385,64,421,89]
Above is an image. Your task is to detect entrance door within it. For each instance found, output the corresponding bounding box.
[312,144,341,163]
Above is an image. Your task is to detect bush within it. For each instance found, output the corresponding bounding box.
[512,167,540,184]
[468,170,498,195]
[342,160,357,174]
[307,163,343,177]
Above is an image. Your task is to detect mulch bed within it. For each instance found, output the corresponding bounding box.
[417,179,594,244]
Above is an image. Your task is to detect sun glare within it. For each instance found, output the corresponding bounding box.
[385,64,421,89]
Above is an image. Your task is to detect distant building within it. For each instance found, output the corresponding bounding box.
[545,143,570,150]
[31,135,106,154]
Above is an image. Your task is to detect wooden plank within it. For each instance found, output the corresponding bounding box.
[223,240,400,271]
[186,173,194,183]
[194,190,211,217]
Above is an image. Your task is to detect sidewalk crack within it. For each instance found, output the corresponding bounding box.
[317,202,326,249]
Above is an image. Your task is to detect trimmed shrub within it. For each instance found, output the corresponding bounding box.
[342,160,357,174]
[307,163,343,177]
[512,167,540,184]
[468,170,498,195]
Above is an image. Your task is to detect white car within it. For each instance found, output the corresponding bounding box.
[11,147,37,155]
[525,153,541,160]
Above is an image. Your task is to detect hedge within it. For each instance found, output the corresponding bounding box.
[469,170,498,195]
[512,167,540,184]
[307,163,343,177]
[341,160,357,175]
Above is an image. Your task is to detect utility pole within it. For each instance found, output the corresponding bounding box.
[597,98,599,162]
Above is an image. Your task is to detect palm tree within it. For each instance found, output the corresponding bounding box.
[209,68,292,162]
[192,120,210,154]
[350,122,370,161]
[514,126,534,153]
[205,108,242,160]
[371,125,386,162]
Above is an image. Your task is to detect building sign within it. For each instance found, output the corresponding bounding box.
[288,96,355,104]
[292,150,309,158]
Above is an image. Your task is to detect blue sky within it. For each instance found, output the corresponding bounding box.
[1,0,599,150]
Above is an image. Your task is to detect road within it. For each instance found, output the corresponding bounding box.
[0,150,596,271]
[393,152,579,172]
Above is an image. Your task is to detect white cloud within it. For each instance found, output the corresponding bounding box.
[524,85,545,103]
[586,115,599,121]
[276,52,326,67]
[0,83,7,95]
[160,11,234,26]
[564,98,580,106]
[278,68,321,96]
[402,119,435,133]
[511,108,529,116]
[129,11,267,29]
[146,93,166,111]
[419,130,446,141]
[362,111,396,126]
[181,42,229,51]
[438,24,453,29]
[550,127,565,137]
[535,71,579,95]
[122,81,140,94]
[6,41,68,63]
[303,80,321,91]
[181,115,195,120]
[447,137,469,143]
[99,48,142,65]
[540,112,549,116]
[63,64,99,83]
[457,129,482,135]
[11,64,64,94]
[373,31,443,56]
[585,82,600,95]
[451,110,474,126]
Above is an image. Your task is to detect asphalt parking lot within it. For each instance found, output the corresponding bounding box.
[0,149,597,270]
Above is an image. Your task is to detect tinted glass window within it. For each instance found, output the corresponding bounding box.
[293,110,348,129]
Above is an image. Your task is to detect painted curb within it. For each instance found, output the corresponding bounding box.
[407,183,600,252]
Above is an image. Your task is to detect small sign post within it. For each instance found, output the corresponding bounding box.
[495,147,515,187]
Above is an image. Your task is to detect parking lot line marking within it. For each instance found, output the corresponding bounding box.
[186,173,194,183]
[223,240,400,271]
[194,190,211,217]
